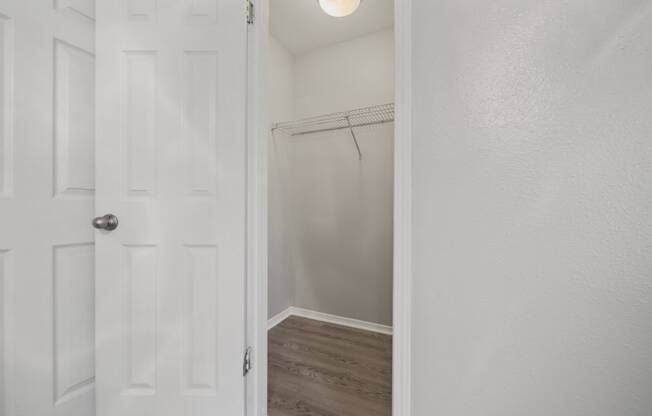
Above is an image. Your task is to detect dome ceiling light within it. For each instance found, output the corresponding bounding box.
[318,0,361,17]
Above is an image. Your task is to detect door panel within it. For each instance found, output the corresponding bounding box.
[0,0,95,415]
[54,39,96,197]
[0,12,13,197]
[53,243,95,405]
[95,0,247,415]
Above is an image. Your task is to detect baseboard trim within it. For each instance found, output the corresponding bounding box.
[267,306,393,335]
[267,307,293,330]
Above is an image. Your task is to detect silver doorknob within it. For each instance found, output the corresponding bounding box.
[92,214,119,231]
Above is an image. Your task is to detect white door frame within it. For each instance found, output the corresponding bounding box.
[245,1,413,415]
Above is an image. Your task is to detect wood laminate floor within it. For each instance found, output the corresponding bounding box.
[268,316,392,416]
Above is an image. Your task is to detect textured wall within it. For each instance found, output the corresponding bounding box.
[412,0,652,414]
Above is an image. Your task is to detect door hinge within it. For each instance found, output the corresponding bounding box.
[246,0,254,24]
[243,346,253,376]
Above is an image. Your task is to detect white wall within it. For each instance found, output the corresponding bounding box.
[268,35,295,318]
[294,30,394,118]
[290,30,394,325]
[269,30,395,326]
[412,1,652,415]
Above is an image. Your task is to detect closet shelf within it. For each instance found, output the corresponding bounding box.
[272,103,394,137]
[272,103,394,160]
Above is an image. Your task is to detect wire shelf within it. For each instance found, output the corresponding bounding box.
[272,103,394,137]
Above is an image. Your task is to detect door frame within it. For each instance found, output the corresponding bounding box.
[245,1,413,414]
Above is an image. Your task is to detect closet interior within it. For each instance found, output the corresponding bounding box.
[267,1,395,415]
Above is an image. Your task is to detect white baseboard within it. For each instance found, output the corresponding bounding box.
[267,307,293,330]
[267,306,393,335]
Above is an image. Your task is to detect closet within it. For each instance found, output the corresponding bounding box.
[267,1,395,415]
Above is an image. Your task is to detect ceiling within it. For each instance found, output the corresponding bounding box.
[270,0,394,55]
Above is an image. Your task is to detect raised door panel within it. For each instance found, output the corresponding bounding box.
[122,51,157,197]
[0,14,13,197]
[183,51,217,195]
[123,245,157,394]
[182,245,218,395]
[53,244,95,405]
[54,40,95,197]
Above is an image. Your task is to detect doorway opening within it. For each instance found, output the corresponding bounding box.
[266,1,395,414]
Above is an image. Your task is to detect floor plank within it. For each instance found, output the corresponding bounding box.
[268,316,392,416]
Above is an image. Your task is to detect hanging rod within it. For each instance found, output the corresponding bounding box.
[272,103,394,160]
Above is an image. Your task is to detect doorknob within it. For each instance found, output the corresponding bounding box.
[92,214,119,231]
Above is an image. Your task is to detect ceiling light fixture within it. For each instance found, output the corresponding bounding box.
[318,0,361,17]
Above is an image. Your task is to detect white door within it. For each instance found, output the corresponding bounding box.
[95,1,247,415]
[0,0,96,415]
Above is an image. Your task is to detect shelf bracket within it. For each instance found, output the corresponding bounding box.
[345,116,363,160]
